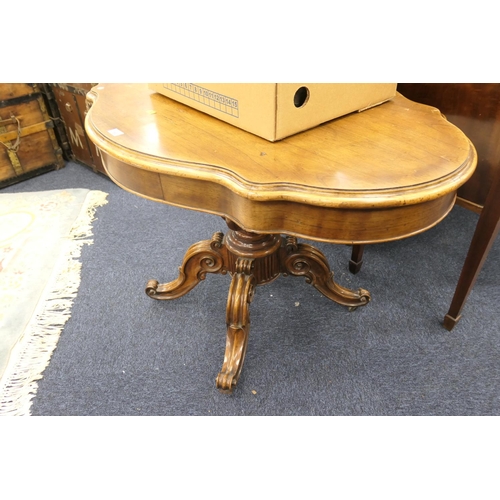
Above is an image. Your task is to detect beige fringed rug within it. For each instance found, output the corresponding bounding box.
[0,189,108,416]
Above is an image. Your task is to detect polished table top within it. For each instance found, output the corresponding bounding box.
[85,84,477,245]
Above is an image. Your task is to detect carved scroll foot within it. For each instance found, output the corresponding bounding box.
[216,259,255,393]
[146,231,227,300]
[281,237,371,308]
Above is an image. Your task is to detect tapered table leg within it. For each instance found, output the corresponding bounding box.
[444,173,500,330]
[349,244,365,274]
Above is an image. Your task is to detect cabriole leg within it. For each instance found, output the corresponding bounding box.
[216,259,255,392]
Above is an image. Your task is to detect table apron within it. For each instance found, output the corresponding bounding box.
[103,154,457,245]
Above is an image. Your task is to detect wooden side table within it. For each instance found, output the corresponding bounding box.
[85,84,476,392]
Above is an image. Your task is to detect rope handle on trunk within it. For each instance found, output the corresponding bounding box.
[0,115,22,152]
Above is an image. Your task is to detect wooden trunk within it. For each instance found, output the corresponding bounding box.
[43,83,106,175]
[0,83,65,187]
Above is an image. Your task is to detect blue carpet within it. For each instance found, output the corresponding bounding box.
[3,162,499,415]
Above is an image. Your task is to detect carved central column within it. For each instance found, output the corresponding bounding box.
[224,229,282,285]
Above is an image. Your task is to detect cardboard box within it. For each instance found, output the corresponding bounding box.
[148,83,397,141]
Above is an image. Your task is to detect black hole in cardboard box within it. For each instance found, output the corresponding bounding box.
[294,87,310,108]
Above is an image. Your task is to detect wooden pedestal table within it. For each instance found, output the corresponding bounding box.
[85,84,477,392]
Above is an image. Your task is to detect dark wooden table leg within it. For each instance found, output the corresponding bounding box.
[349,244,365,274]
[444,173,500,331]
[145,231,227,299]
[282,237,370,308]
[216,258,255,392]
[215,228,281,392]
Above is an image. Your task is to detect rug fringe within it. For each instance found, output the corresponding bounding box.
[0,190,108,416]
